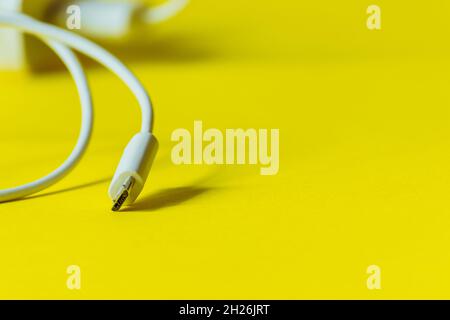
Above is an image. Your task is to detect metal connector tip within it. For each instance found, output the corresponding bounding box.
[111,176,135,211]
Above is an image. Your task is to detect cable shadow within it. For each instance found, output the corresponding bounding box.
[28,31,224,73]
[122,166,227,212]
[107,33,223,64]
[122,186,212,212]
[22,177,111,201]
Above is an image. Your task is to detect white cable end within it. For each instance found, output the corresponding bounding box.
[109,132,158,211]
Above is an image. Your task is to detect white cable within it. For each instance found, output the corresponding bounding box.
[0,39,93,202]
[145,0,190,24]
[0,11,157,207]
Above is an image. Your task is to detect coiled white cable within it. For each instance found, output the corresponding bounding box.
[0,38,93,202]
[0,11,156,207]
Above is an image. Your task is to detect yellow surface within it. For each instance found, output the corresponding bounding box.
[1,0,450,299]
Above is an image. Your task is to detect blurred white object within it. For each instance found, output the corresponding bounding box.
[145,0,189,24]
[0,0,189,70]
[0,0,23,69]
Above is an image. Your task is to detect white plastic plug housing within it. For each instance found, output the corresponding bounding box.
[108,132,158,209]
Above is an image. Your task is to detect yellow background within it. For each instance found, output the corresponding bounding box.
[1,0,450,299]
